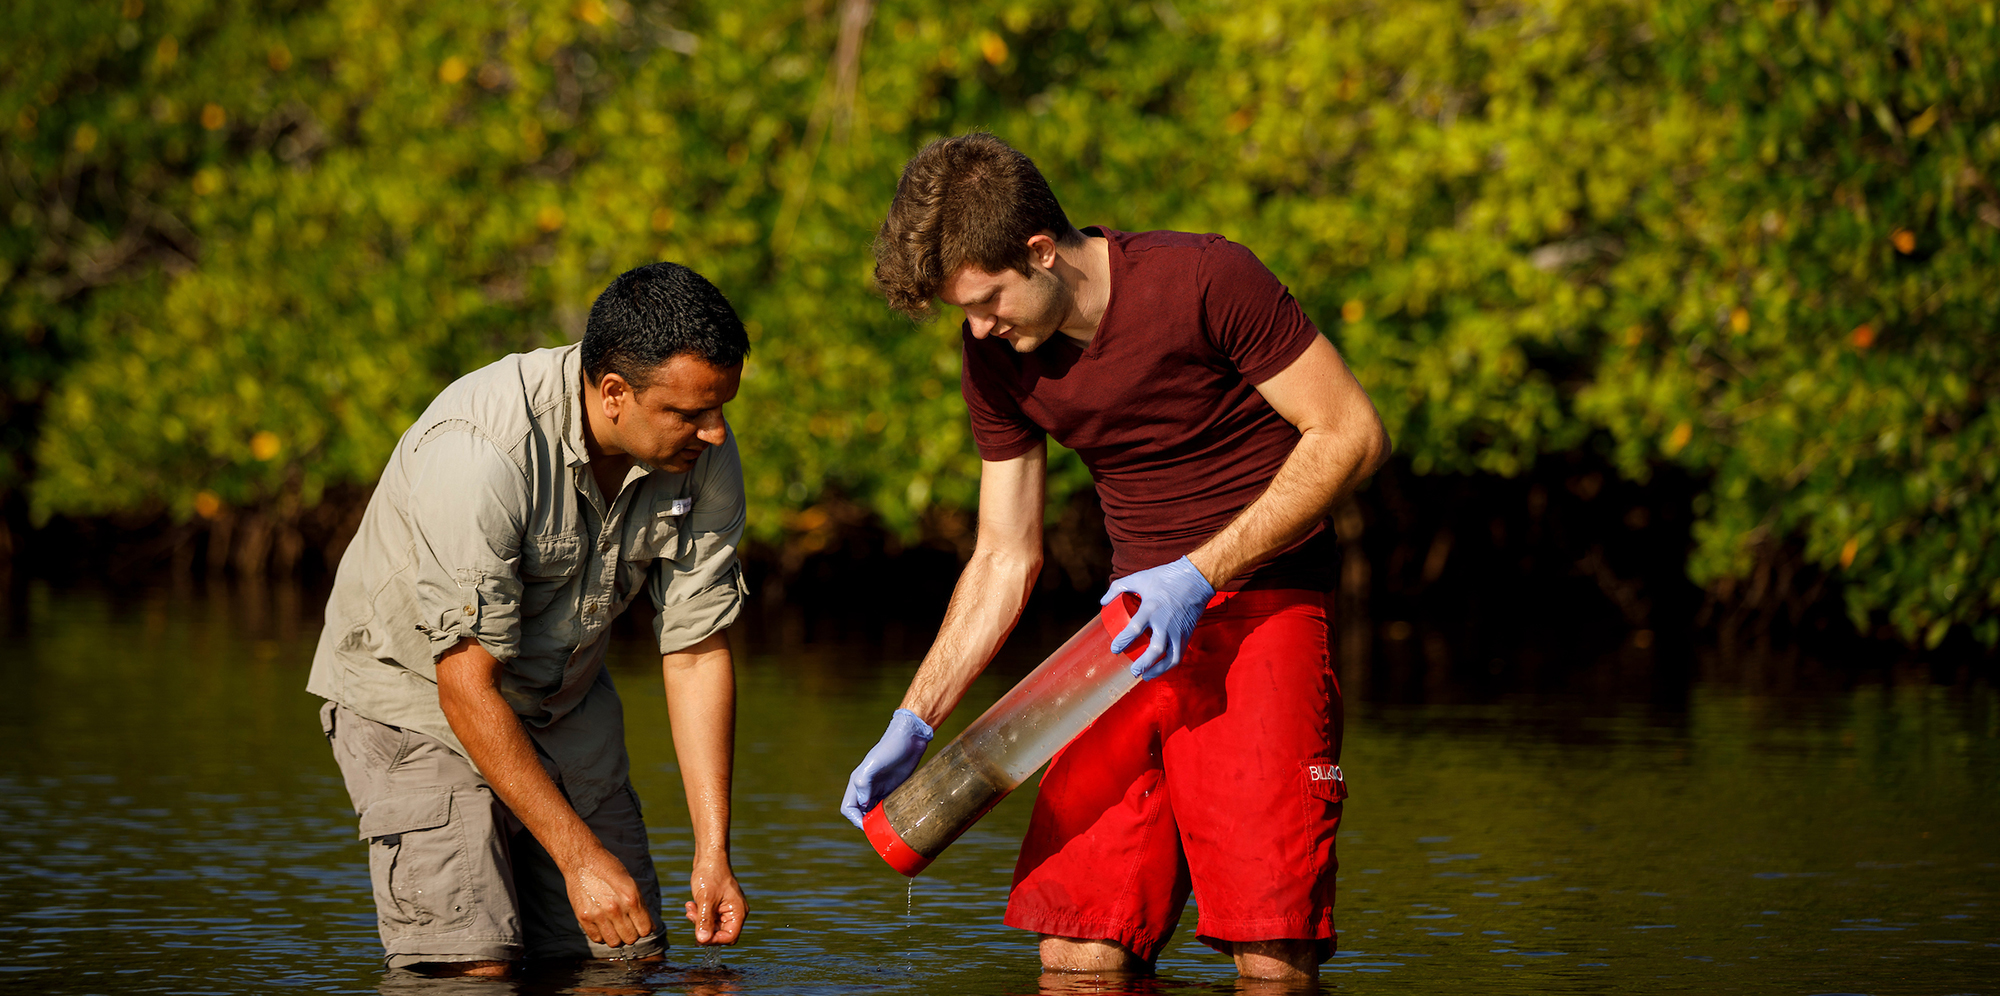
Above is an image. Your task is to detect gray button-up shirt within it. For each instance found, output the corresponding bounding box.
[307,343,747,818]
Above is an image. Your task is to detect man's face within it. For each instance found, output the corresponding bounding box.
[939,259,1073,353]
[605,354,742,473]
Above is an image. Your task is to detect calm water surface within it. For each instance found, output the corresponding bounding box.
[1,583,1995,994]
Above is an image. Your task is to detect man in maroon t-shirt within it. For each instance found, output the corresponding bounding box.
[841,133,1389,983]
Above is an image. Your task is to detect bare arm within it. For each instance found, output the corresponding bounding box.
[898,444,1047,728]
[435,638,653,947]
[661,629,746,945]
[1185,335,1390,586]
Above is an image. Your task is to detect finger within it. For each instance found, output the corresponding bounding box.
[1097,581,1132,607]
[611,905,642,946]
[690,896,716,944]
[630,903,656,943]
[840,783,867,828]
[1109,615,1149,654]
[1128,637,1166,679]
[711,899,744,945]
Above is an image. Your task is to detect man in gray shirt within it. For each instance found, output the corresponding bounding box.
[308,262,750,974]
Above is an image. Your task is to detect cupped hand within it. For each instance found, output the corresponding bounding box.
[683,856,747,945]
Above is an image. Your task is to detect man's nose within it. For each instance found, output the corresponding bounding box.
[967,312,997,337]
[696,412,728,446]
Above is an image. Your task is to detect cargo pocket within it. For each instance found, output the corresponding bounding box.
[358,788,475,933]
[1300,759,1347,869]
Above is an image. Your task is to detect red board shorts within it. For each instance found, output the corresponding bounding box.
[1003,588,1345,963]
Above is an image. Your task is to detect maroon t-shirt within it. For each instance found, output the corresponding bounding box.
[961,228,1336,591]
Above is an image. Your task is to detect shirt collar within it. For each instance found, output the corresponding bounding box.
[560,345,591,470]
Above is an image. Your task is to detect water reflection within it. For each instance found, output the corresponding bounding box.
[0,581,1995,995]
[372,960,744,996]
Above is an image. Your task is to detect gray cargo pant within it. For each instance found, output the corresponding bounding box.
[321,701,665,968]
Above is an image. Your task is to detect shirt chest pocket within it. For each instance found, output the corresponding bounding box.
[520,533,580,618]
[522,533,581,579]
[624,498,689,573]
[613,500,684,608]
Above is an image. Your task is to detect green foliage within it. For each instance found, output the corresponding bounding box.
[3,0,1995,646]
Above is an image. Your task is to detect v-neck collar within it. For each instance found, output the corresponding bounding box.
[1074,226,1122,361]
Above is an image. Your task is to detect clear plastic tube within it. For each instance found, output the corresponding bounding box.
[864,594,1147,876]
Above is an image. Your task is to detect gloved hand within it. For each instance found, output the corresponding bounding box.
[1100,555,1216,681]
[839,708,935,829]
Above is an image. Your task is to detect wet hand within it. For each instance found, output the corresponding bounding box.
[683,856,746,945]
[1101,556,1215,680]
[564,846,654,948]
[838,708,935,828]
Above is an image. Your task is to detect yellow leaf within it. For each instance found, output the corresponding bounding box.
[650,206,674,232]
[268,43,292,72]
[201,103,226,130]
[73,123,98,153]
[1341,299,1364,323]
[1840,536,1859,568]
[439,56,468,84]
[1907,105,1939,138]
[250,431,281,461]
[536,204,566,232]
[1891,228,1916,254]
[1850,323,1875,349]
[577,0,608,26]
[193,491,222,519]
[979,31,1008,66]
[1729,307,1749,334]
[1665,421,1692,455]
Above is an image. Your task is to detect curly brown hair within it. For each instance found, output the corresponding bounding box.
[872,133,1083,320]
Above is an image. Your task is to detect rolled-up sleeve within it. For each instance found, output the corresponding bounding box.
[405,425,530,663]
[650,424,748,654]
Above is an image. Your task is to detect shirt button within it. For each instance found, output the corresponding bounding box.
[463,604,474,615]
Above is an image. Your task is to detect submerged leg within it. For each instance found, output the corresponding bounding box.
[1038,934,1149,974]
[1230,939,1318,982]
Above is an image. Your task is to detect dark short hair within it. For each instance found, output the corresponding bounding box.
[582,262,748,387]
[873,133,1083,321]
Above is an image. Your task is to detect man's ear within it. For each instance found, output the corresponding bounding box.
[1026,232,1060,269]
[598,372,633,419]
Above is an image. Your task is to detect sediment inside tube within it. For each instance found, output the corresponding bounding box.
[880,740,1014,858]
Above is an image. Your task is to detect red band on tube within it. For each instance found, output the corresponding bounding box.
[864,803,934,877]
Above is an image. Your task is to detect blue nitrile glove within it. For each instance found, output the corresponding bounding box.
[840,708,935,829]
[1100,555,1216,681]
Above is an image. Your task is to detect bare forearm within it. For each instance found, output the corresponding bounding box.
[898,546,1040,728]
[662,632,736,860]
[436,640,598,866]
[1187,424,1386,587]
